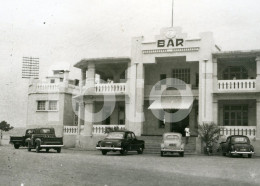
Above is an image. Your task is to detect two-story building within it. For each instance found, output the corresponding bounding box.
[27,27,260,154]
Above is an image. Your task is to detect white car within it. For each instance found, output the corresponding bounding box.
[160,132,185,157]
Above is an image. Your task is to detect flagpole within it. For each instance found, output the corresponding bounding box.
[171,0,174,27]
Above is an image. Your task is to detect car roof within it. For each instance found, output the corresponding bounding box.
[163,132,182,136]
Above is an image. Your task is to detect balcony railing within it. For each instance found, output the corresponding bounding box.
[36,83,60,92]
[217,79,256,91]
[219,126,256,139]
[92,125,126,135]
[64,126,78,135]
[63,125,84,135]
[34,83,79,93]
[94,83,126,94]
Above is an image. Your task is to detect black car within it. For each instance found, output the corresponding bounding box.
[96,131,145,155]
[220,135,254,158]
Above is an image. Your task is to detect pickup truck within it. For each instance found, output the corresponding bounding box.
[10,129,35,149]
[26,128,63,153]
[220,135,254,158]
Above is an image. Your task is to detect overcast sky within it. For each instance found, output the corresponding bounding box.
[1,0,260,127]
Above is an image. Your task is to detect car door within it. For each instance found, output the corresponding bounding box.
[126,132,133,151]
[131,132,138,150]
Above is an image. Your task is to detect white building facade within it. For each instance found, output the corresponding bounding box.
[27,27,260,154]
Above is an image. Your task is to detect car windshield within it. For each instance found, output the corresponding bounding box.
[106,132,124,139]
[40,129,52,134]
[231,137,248,143]
[165,135,179,140]
[26,129,34,134]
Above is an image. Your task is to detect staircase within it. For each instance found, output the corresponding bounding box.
[139,136,197,155]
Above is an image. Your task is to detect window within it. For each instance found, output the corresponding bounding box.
[60,78,63,82]
[40,128,52,134]
[50,79,55,83]
[223,105,248,126]
[49,101,58,110]
[37,100,58,111]
[37,101,46,110]
[223,66,248,80]
[126,133,132,140]
[131,133,136,140]
[172,68,190,84]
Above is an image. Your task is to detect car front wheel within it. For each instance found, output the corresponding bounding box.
[248,154,252,158]
[160,151,164,157]
[137,146,144,154]
[57,148,61,153]
[102,150,107,155]
[120,148,128,155]
[36,144,40,153]
[14,144,20,149]
[179,152,184,157]
[27,143,31,152]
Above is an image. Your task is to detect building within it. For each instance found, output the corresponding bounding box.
[27,27,260,154]
[27,67,79,146]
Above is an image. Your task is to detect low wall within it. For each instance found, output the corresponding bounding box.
[76,135,105,150]
[0,128,26,146]
[251,139,260,156]
[63,135,77,148]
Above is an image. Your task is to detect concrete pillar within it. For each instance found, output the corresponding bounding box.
[85,62,95,94]
[256,57,260,91]
[212,99,218,125]
[83,100,94,136]
[212,58,218,92]
[189,106,196,136]
[199,59,214,124]
[77,102,85,134]
[256,98,260,140]
[81,68,87,88]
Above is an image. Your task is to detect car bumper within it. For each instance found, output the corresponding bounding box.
[161,149,184,152]
[40,145,64,148]
[231,151,254,154]
[96,147,122,150]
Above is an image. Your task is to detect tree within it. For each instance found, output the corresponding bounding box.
[198,122,220,153]
[0,121,14,139]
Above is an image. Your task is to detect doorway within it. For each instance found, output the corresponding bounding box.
[171,115,189,136]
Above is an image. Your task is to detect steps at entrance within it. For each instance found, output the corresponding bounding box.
[139,136,197,155]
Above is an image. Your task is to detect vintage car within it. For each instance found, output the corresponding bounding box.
[10,128,35,149]
[96,131,145,155]
[26,128,63,153]
[220,135,254,158]
[160,132,185,157]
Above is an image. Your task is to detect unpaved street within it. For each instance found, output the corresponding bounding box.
[0,145,260,186]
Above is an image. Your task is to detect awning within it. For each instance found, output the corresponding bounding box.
[148,96,194,110]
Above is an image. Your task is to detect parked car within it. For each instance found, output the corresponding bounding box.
[96,131,145,155]
[160,132,185,157]
[25,128,63,153]
[10,129,35,149]
[220,135,254,158]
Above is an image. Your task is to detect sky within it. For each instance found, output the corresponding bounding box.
[1,0,260,127]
